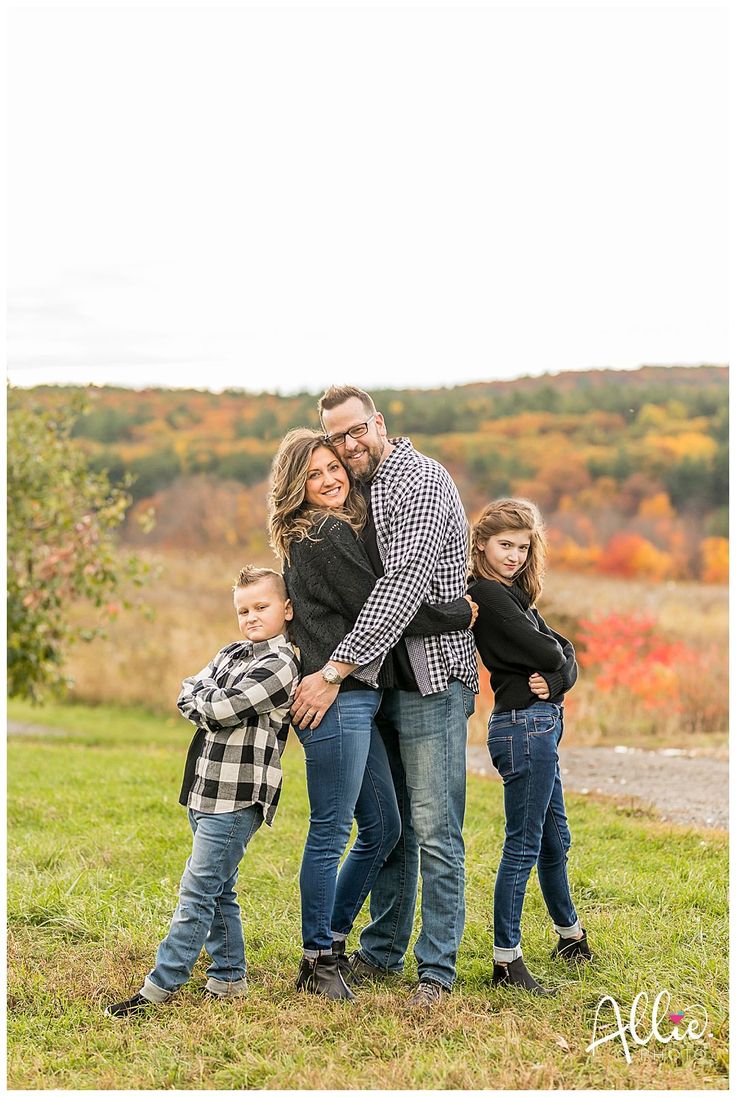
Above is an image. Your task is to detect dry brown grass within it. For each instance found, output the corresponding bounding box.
[62,550,727,752]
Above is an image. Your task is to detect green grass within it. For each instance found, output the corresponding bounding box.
[7,699,729,1090]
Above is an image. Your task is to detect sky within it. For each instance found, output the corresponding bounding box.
[6,1,730,395]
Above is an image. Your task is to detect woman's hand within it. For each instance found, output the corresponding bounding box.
[528,672,550,699]
[292,672,340,729]
[464,595,479,628]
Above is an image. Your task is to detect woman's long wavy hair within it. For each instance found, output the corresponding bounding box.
[268,428,367,564]
[470,498,547,605]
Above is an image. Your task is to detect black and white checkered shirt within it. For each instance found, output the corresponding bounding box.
[331,437,478,697]
[177,635,299,825]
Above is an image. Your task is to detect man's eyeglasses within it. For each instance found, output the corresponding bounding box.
[324,414,376,448]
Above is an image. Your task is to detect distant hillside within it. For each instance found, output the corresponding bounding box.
[9,365,728,581]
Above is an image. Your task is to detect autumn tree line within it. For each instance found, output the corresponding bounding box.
[12,365,728,583]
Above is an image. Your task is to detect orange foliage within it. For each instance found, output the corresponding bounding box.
[597,532,673,581]
[637,492,674,520]
[548,534,601,573]
[701,537,728,584]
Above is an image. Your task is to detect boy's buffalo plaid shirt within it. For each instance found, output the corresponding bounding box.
[177,634,300,826]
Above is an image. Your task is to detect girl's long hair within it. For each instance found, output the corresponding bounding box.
[470,498,547,604]
[268,428,366,564]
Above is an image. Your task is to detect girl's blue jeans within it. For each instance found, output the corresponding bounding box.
[487,701,580,961]
[141,805,263,1001]
[295,689,401,956]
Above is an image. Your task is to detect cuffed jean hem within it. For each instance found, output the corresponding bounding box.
[493,944,523,962]
[140,976,174,1003]
[205,975,248,997]
[302,947,333,960]
[554,919,581,938]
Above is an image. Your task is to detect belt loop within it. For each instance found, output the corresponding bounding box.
[512,708,516,723]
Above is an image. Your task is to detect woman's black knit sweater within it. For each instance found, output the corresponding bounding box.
[468,576,578,713]
[284,515,471,690]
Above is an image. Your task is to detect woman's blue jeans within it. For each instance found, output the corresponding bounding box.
[487,702,579,961]
[295,689,401,956]
[142,805,263,1001]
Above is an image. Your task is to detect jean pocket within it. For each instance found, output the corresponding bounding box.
[462,685,476,719]
[486,732,515,779]
[530,713,558,736]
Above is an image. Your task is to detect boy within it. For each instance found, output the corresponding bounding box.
[104,566,299,1017]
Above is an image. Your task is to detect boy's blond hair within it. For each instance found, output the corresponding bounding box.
[233,565,287,599]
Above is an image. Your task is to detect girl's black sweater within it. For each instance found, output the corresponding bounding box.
[467,577,578,713]
[284,515,471,690]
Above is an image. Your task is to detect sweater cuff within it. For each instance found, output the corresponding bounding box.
[541,670,566,698]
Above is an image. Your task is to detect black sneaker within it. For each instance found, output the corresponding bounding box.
[104,992,153,1018]
[552,928,593,962]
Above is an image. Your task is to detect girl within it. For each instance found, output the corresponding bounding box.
[468,498,592,995]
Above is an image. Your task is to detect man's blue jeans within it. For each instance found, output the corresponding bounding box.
[141,805,263,1001]
[296,689,401,956]
[487,701,580,962]
[357,679,475,990]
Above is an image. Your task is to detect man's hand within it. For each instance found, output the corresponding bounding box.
[464,595,479,628]
[528,672,550,699]
[292,672,340,730]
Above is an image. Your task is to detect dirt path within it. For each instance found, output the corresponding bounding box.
[467,743,728,830]
[8,720,727,831]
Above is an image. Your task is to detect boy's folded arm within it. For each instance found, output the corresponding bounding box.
[186,655,299,729]
[176,645,242,726]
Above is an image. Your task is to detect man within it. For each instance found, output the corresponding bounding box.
[292,385,478,1010]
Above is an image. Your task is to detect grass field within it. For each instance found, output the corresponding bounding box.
[7,699,728,1090]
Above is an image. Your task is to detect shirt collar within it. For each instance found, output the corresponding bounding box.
[251,634,290,656]
[237,634,290,658]
[372,436,414,484]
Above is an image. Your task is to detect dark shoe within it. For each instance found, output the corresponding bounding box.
[552,928,593,962]
[296,953,355,1001]
[344,949,394,987]
[331,939,354,986]
[405,979,447,1012]
[492,957,556,997]
[104,992,153,1018]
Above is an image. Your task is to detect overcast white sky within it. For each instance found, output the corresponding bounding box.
[7,1,729,394]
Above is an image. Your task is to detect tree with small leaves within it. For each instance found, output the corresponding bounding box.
[7,391,151,701]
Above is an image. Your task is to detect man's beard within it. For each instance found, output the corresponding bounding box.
[351,448,382,483]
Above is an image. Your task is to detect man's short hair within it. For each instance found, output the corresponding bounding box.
[318,385,376,423]
[233,565,287,599]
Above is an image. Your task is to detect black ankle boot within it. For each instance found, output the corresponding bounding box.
[492,956,556,996]
[296,953,355,1001]
[552,928,593,962]
[331,939,353,985]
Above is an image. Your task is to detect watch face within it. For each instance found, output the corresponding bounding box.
[323,666,340,684]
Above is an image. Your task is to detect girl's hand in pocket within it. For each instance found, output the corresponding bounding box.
[529,672,550,699]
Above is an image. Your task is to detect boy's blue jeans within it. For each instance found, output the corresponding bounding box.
[487,702,580,962]
[296,689,402,956]
[141,805,263,1001]
[356,679,474,990]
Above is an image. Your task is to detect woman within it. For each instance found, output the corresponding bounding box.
[468,498,592,996]
[268,428,474,1001]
